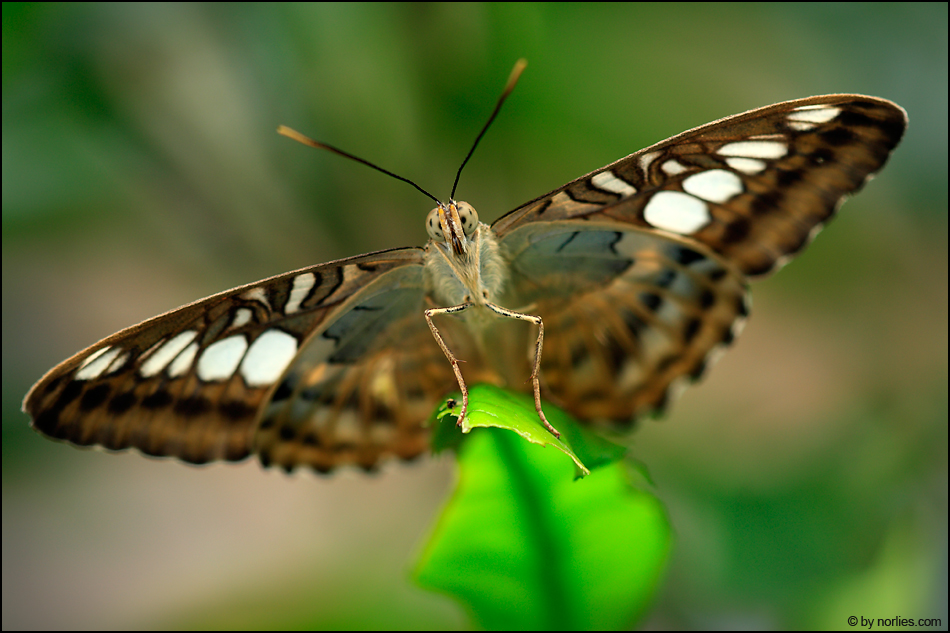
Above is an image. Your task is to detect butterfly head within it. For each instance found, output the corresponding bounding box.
[426,201,479,257]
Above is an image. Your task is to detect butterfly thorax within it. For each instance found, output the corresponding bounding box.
[423,202,507,315]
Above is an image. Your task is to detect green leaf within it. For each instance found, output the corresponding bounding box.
[431,385,627,478]
[415,386,672,629]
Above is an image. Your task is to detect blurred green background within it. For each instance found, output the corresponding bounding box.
[3,3,946,629]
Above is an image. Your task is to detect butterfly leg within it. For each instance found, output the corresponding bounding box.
[425,303,473,426]
[485,302,561,439]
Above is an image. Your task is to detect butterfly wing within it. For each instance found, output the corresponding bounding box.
[494,95,906,427]
[24,247,451,472]
[25,94,907,470]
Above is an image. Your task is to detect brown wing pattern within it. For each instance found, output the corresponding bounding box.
[24,94,907,472]
[495,95,906,428]
[250,264,463,473]
[494,95,907,277]
[23,248,430,469]
[501,224,748,429]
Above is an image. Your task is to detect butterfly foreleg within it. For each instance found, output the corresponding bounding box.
[484,302,560,439]
[425,302,474,427]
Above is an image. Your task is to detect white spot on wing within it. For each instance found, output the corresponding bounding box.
[639,150,661,173]
[76,346,121,381]
[682,169,744,203]
[106,351,130,374]
[590,170,637,196]
[717,140,787,159]
[725,157,767,174]
[240,329,299,387]
[241,287,271,309]
[196,335,248,382]
[661,160,688,176]
[140,331,198,378]
[167,341,199,378]
[788,105,840,124]
[787,120,818,132]
[232,307,253,329]
[643,191,711,235]
[285,272,316,314]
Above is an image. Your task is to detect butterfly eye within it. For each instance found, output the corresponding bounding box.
[425,207,445,241]
[456,202,479,237]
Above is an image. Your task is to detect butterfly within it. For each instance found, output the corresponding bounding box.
[23,63,907,474]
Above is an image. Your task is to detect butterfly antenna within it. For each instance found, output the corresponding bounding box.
[279,59,527,207]
[450,59,527,200]
[277,125,441,206]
